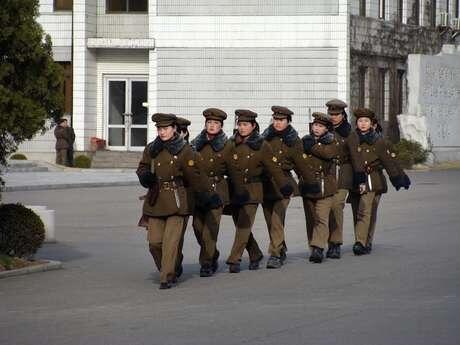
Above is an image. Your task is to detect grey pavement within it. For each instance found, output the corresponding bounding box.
[1,170,460,345]
[2,169,138,192]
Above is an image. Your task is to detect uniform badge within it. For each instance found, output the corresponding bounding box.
[272,156,278,162]
[188,160,195,166]
[391,152,396,158]
[357,147,362,152]
[233,154,238,160]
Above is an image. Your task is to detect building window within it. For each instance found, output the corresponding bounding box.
[377,68,387,124]
[359,0,366,16]
[106,0,148,13]
[54,0,72,11]
[410,0,420,25]
[358,67,367,107]
[58,63,73,115]
[431,0,437,27]
[456,0,459,18]
[379,0,386,19]
[397,0,403,22]
[397,70,406,116]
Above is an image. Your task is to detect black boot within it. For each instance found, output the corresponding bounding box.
[248,255,263,270]
[159,282,171,290]
[228,263,241,273]
[366,243,372,254]
[280,246,287,264]
[199,264,213,277]
[309,246,324,263]
[266,256,282,269]
[353,242,368,256]
[326,243,341,259]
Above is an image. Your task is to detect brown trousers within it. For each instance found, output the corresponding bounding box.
[328,189,348,245]
[227,204,263,264]
[302,196,335,250]
[192,207,223,266]
[147,216,185,283]
[350,192,381,246]
[55,149,68,166]
[262,198,289,257]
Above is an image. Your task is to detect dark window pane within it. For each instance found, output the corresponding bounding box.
[131,128,147,147]
[131,81,148,125]
[109,128,125,146]
[107,0,127,12]
[54,0,72,11]
[128,0,148,12]
[109,81,126,125]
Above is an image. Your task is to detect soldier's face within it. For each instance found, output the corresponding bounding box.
[329,113,344,126]
[273,118,288,131]
[205,120,222,135]
[311,122,327,137]
[237,121,256,137]
[357,118,372,132]
[157,125,176,141]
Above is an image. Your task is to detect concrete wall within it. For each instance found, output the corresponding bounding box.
[404,45,460,161]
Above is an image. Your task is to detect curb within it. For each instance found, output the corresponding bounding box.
[0,260,62,279]
[4,180,139,192]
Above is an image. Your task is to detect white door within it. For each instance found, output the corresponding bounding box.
[106,77,148,151]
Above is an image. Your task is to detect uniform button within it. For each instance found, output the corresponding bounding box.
[244,178,248,182]
[170,160,174,164]
[245,168,249,172]
[210,171,214,176]
[279,150,283,154]
[364,161,368,164]
[209,158,214,162]
[247,155,250,158]
[366,149,370,153]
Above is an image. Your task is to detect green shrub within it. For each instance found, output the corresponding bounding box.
[393,139,429,169]
[0,204,45,258]
[74,155,91,168]
[10,153,27,160]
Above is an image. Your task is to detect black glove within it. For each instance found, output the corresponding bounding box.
[232,190,250,206]
[402,173,411,190]
[208,193,223,209]
[353,172,367,186]
[137,171,156,189]
[280,184,294,198]
[390,174,410,191]
[300,182,321,195]
[303,135,316,154]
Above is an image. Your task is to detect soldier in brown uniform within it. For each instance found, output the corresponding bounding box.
[296,112,339,263]
[225,109,293,273]
[191,108,230,277]
[54,118,71,166]
[349,108,410,255]
[261,106,300,269]
[326,99,366,259]
[136,113,222,289]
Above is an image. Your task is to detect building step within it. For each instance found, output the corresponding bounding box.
[91,151,142,169]
[6,161,49,173]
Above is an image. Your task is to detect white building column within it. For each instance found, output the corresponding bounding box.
[338,0,350,105]
[72,0,97,151]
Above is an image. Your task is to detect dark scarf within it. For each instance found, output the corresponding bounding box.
[148,134,186,158]
[302,131,334,152]
[231,130,264,150]
[262,124,299,147]
[333,120,351,138]
[192,129,228,152]
[357,129,379,145]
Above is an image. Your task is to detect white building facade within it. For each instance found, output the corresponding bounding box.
[19,0,460,160]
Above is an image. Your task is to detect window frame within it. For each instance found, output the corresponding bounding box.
[106,0,148,14]
[54,0,73,12]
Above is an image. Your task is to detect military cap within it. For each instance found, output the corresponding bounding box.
[235,109,258,122]
[353,107,376,121]
[326,98,348,115]
[176,116,191,128]
[311,112,332,126]
[271,105,293,119]
[203,108,227,122]
[151,113,177,127]
[57,118,68,124]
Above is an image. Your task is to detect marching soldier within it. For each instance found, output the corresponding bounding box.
[225,109,293,273]
[136,113,221,289]
[349,108,410,255]
[261,106,300,269]
[295,112,339,263]
[191,108,230,277]
[326,99,366,259]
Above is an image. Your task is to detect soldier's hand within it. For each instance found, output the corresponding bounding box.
[280,184,294,198]
[359,183,367,195]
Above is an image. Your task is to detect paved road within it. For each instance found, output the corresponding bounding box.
[1,170,459,345]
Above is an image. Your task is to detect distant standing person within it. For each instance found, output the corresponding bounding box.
[66,121,76,167]
[54,118,71,166]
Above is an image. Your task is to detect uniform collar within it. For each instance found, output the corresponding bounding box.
[262,124,299,147]
[192,129,227,152]
[333,120,351,138]
[231,131,264,150]
[149,134,186,158]
[357,129,379,145]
